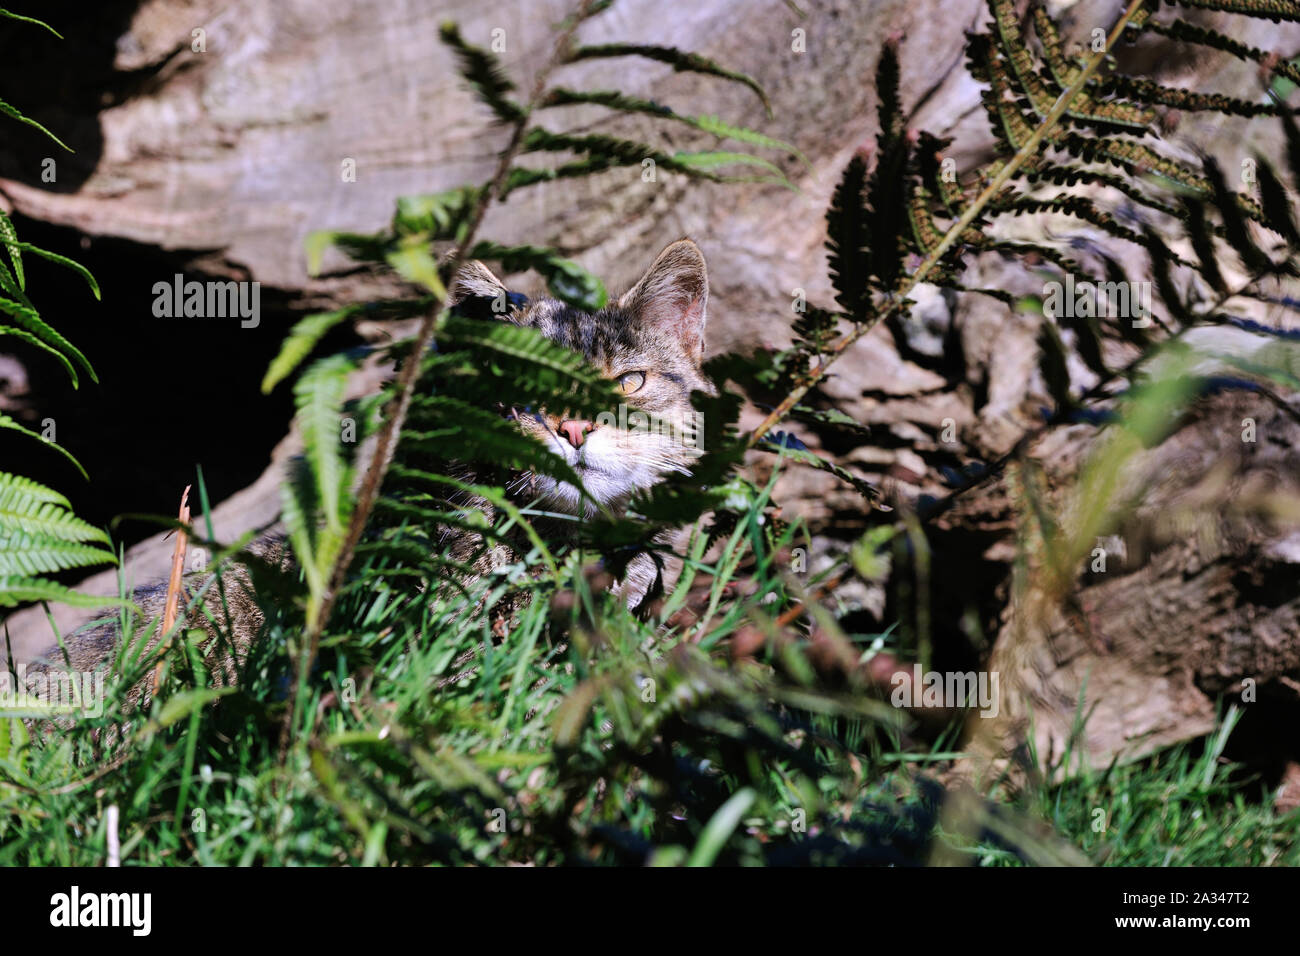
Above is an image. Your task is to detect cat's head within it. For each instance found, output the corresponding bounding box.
[448,238,715,517]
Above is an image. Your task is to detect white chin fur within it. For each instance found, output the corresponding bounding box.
[530,428,691,517]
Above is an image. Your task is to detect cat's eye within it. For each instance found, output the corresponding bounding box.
[616,370,646,395]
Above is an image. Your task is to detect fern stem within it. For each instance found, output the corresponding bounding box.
[746,0,1149,450]
[285,0,599,754]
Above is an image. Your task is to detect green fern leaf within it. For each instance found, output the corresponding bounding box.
[567,43,771,116]
[671,150,786,178]
[0,240,99,298]
[756,438,879,501]
[0,295,96,385]
[393,186,482,239]
[0,98,71,151]
[0,210,22,291]
[0,413,88,478]
[466,241,608,310]
[438,22,526,123]
[263,305,366,394]
[540,89,807,165]
[294,353,356,535]
[0,471,105,541]
[404,397,588,492]
[0,577,134,610]
[304,230,390,274]
[519,128,773,184]
[0,8,62,35]
[437,315,621,415]
[0,532,116,576]
[0,325,77,384]
[385,235,447,297]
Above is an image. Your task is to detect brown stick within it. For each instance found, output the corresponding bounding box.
[775,571,847,628]
[280,0,600,758]
[151,484,191,695]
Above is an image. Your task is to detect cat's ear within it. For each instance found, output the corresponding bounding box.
[448,260,508,307]
[618,239,708,361]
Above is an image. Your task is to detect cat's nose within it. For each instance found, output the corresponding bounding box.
[558,419,594,448]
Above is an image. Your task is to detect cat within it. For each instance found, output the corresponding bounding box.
[14,238,716,709]
[442,237,715,612]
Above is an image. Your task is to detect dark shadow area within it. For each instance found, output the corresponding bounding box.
[0,214,361,553]
[1213,682,1300,799]
[0,0,149,191]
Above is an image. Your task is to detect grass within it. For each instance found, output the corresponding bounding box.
[1,470,1297,867]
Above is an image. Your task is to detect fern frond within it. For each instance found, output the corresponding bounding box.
[0,210,22,291]
[404,397,588,492]
[0,413,88,478]
[385,235,447,297]
[755,438,879,501]
[304,230,390,273]
[1164,0,1300,23]
[1099,74,1288,118]
[825,155,871,314]
[514,128,786,189]
[0,325,77,384]
[0,471,105,542]
[987,240,1084,277]
[566,43,772,116]
[263,298,429,394]
[1025,163,1183,221]
[540,88,807,165]
[0,577,134,610]
[438,22,526,123]
[0,296,94,385]
[1184,198,1229,293]
[0,8,61,35]
[392,186,482,239]
[0,98,71,151]
[1254,158,1300,246]
[1141,17,1300,87]
[992,0,1154,132]
[1143,226,1194,325]
[1037,320,1073,411]
[790,404,875,438]
[1203,157,1275,271]
[791,307,843,353]
[294,353,357,536]
[0,532,116,576]
[990,194,1197,266]
[437,315,621,414]
[864,42,911,293]
[466,240,608,310]
[0,241,99,298]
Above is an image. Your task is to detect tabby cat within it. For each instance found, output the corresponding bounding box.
[18,238,715,704]
[442,237,715,609]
